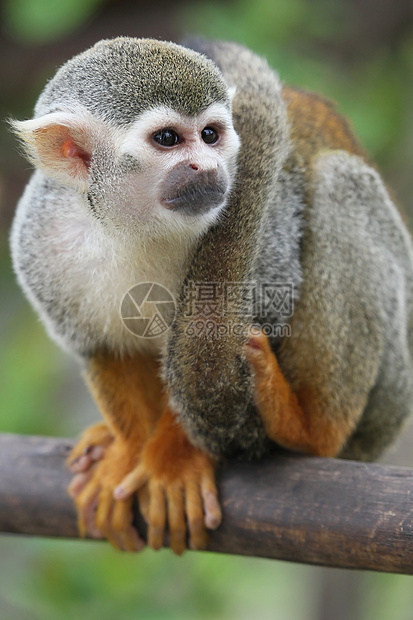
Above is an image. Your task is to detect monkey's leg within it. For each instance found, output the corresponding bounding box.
[245,332,360,457]
[111,407,222,555]
[68,353,165,551]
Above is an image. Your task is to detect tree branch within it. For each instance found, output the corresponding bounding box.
[0,433,412,574]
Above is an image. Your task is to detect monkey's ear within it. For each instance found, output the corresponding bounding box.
[228,86,237,101]
[228,86,237,105]
[10,112,94,190]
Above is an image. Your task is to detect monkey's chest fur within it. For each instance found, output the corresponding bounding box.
[10,174,199,358]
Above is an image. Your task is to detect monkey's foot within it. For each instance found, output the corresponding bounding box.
[67,422,114,475]
[67,436,144,552]
[113,409,221,555]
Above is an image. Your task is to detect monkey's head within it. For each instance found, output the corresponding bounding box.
[11,38,240,237]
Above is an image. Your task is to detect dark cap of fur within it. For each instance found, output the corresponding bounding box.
[34,38,230,124]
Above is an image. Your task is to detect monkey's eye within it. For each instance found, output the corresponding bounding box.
[152,128,181,147]
[201,127,219,145]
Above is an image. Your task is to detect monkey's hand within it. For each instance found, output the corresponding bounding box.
[112,408,222,555]
[67,434,145,552]
[244,330,354,457]
[66,422,114,475]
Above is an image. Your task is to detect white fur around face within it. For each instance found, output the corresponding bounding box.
[11,172,208,357]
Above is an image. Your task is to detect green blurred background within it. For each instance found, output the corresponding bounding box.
[1,0,413,618]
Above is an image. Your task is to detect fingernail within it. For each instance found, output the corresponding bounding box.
[67,456,79,468]
[114,486,127,500]
[74,455,90,472]
[205,514,221,529]
[90,445,104,460]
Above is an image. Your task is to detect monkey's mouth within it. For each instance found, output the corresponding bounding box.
[160,184,227,216]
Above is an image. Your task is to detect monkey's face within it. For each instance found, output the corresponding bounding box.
[12,101,240,238]
[107,102,241,228]
[11,37,241,239]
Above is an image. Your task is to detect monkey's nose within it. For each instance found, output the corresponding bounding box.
[159,161,227,216]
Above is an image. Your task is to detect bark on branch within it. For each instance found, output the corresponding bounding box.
[0,433,412,574]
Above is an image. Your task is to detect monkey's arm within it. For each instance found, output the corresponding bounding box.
[245,333,357,457]
[67,353,221,554]
[66,353,163,550]
[164,40,289,459]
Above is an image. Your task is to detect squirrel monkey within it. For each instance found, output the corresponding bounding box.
[10,38,413,554]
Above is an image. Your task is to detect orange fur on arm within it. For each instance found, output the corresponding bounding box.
[246,335,359,457]
[85,353,166,445]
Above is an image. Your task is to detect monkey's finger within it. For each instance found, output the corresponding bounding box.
[147,482,166,550]
[244,333,274,376]
[245,333,272,360]
[201,476,222,530]
[84,498,103,540]
[67,471,93,498]
[81,484,103,539]
[69,446,107,473]
[246,329,271,350]
[137,485,150,524]
[114,464,149,500]
[75,480,101,538]
[89,444,106,461]
[95,489,122,550]
[66,423,113,470]
[166,484,186,555]
[185,481,208,550]
[69,454,94,473]
[112,499,145,552]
